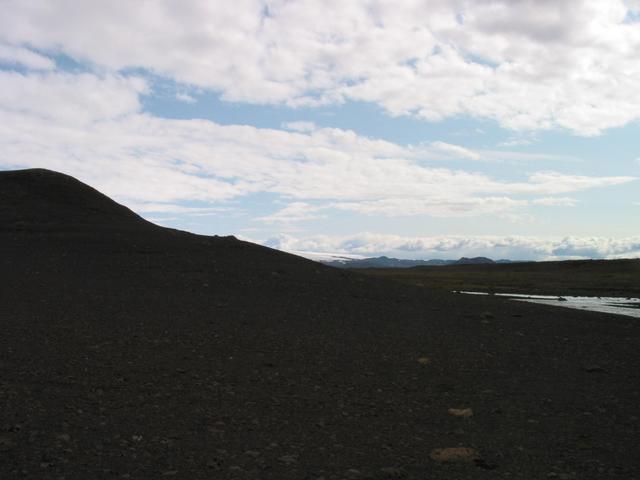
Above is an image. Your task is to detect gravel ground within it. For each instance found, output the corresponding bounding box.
[1,169,639,479]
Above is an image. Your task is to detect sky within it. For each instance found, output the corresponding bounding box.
[0,0,639,261]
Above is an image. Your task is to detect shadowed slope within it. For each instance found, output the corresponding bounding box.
[0,168,156,233]
[0,168,330,274]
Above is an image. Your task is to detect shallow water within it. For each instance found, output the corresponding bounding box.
[458,291,640,318]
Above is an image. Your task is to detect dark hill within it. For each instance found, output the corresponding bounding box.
[455,256,494,265]
[0,168,156,233]
[1,169,639,479]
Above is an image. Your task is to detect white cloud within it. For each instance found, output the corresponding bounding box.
[430,141,481,160]
[497,136,537,148]
[0,43,55,70]
[0,71,634,223]
[282,121,316,133]
[498,172,633,196]
[477,150,579,163]
[331,196,527,218]
[176,92,196,104]
[1,1,640,134]
[532,197,578,207]
[530,172,631,192]
[261,232,640,261]
[125,202,231,215]
[258,202,325,224]
[625,0,640,14]
[0,70,147,125]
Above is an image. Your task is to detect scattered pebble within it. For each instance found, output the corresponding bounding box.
[0,437,15,451]
[430,447,478,462]
[379,466,407,478]
[417,357,431,365]
[278,454,298,465]
[448,408,474,418]
[583,365,607,373]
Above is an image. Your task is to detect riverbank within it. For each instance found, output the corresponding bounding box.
[355,258,640,298]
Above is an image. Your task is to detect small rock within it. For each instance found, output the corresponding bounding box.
[474,458,499,470]
[448,408,474,418]
[0,436,15,451]
[430,447,478,463]
[379,466,407,478]
[278,454,298,465]
[244,450,260,457]
[345,468,361,478]
[417,357,431,365]
[161,471,178,476]
[206,460,222,469]
[583,365,607,373]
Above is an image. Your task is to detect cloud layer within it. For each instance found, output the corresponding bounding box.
[0,2,637,259]
[2,0,640,134]
[0,70,633,221]
[265,232,640,261]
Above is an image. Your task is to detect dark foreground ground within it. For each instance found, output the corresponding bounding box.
[357,259,640,298]
[1,170,639,479]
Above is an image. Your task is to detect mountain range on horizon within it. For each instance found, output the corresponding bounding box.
[321,255,518,269]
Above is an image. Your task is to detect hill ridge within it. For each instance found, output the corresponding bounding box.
[0,168,156,233]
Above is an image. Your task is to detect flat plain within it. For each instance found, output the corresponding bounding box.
[356,259,640,298]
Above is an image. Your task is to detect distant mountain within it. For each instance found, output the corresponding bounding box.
[321,255,515,268]
[455,256,495,265]
[321,256,446,268]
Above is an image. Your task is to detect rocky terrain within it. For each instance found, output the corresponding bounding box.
[1,169,639,479]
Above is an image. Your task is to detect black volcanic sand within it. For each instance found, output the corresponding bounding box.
[1,169,639,479]
[358,260,640,298]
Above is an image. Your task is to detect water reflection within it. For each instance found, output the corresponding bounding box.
[458,292,640,318]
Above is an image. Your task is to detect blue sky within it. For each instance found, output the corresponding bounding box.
[1,1,639,260]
